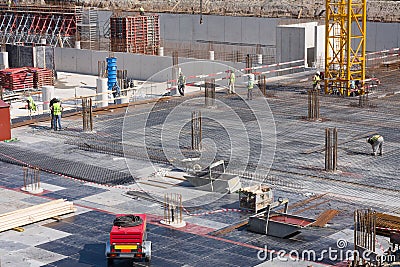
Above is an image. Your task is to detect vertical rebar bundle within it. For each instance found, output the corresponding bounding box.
[82,97,93,132]
[98,61,106,78]
[117,69,128,90]
[246,54,252,73]
[359,89,369,108]
[205,78,216,107]
[308,89,320,120]
[325,128,337,171]
[258,75,267,97]
[354,209,376,266]
[191,111,202,151]
[163,193,183,224]
[23,166,40,192]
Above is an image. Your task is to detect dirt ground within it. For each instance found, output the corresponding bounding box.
[54,0,400,22]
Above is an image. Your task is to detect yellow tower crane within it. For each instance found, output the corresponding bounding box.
[324,0,367,96]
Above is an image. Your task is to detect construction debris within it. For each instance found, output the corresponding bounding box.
[0,199,75,233]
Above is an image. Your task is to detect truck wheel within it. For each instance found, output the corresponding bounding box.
[145,256,151,262]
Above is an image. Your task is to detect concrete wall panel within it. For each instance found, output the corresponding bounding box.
[75,49,93,74]
[206,16,222,42]
[224,16,242,43]
[374,23,399,50]
[179,15,194,42]
[192,16,208,41]
[56,48,77,73]
[241,18,260,45]
[259,18,279,46]
[161,14,180,41]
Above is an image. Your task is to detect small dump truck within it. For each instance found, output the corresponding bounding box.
[106,214,152,265]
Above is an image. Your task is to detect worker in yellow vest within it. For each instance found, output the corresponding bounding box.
[247,73,255,100]
[313,71,321,90]
[26,95,37,116]
[228,70,235,94]
[139,6,144,16]
[367,134,384,156]
[51,99,63,131]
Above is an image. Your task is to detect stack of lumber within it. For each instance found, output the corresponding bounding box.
[0,68,34,90]
[29,68,54,88]
[0,199,76,232]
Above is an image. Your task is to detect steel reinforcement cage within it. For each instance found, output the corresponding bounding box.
[110,15,160,55]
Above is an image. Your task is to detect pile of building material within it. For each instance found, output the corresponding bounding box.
[239,185,274,213]
[29,68,54,88]
[0,67,54,90]
[0,199,76,232]
[0,68,34,90]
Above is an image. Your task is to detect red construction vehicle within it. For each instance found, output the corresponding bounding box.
[105,214,152,265]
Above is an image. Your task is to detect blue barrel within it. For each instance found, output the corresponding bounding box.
[107,57,117,90]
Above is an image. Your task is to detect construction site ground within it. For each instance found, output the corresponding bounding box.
[0,67,399,266]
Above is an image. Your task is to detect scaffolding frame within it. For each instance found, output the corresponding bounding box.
[0,4,96,48]
[324,0,366,96]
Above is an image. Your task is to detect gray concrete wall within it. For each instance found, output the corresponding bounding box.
[54,47,245,82]
[366,22,400,51]
[276,26,305,64]
[159,14,279,46]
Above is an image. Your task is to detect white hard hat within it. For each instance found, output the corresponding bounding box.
[316,71,320,75]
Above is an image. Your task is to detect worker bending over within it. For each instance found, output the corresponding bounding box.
[367,134,384,156]
[313,71,321,90]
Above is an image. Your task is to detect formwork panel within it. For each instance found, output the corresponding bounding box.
[110,15,160,55]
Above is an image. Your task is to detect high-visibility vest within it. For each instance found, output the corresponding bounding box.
[370,135,381,142]
[229,73,235,83]
[53,102,62,115]
[178,75,185,85]
[27,96,36,111]
[313,75,321,85]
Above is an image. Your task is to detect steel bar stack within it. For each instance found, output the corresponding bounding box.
[163,193,183,224]
[110,15,160,55]
[0,199,76,232]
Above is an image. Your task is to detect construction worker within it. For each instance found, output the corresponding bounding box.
[313,71,321,90]
[228,69,235,94]
[247,72,255,100]
[139,6,144,16]
[178,72,186,96]
[49,97,57,129]
[51,99,63,131]
[26,95,37,116]
[367,134,384,156]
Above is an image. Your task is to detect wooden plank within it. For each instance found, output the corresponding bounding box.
[312,209,340,227]
[0,200,75,232]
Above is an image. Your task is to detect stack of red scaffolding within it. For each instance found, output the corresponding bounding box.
[0,68,54,90]
[110,15,160,55]
[0,68,34,90]
[29,68,54,88]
